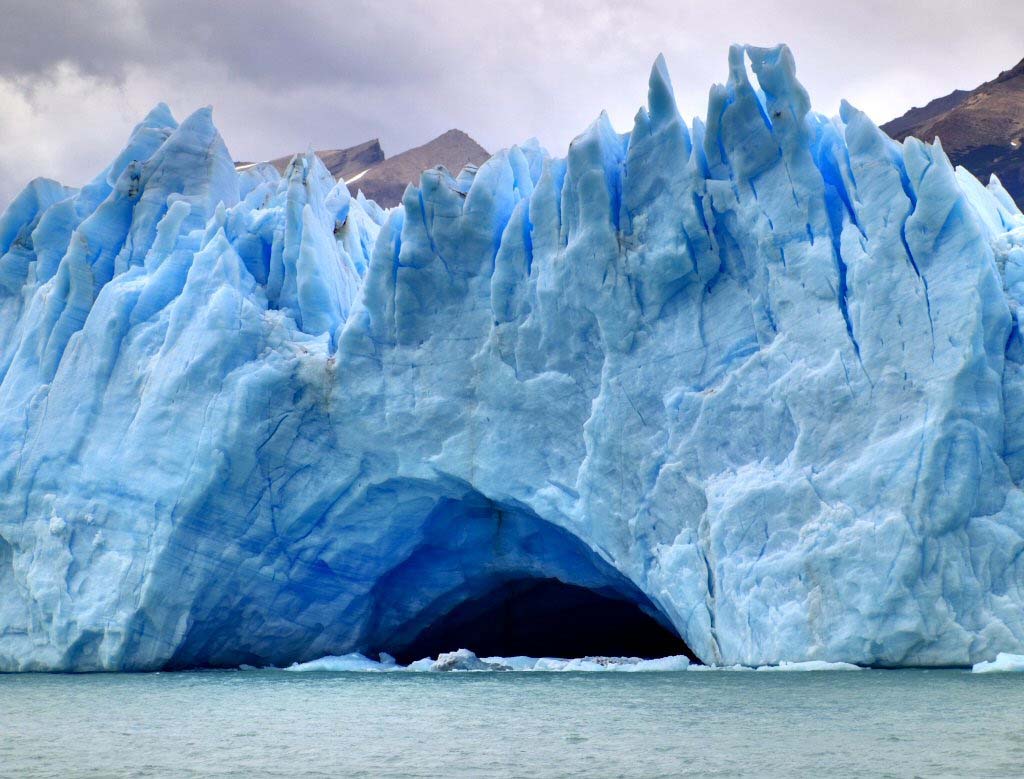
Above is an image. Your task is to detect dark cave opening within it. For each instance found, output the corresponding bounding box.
[389,577,696,665]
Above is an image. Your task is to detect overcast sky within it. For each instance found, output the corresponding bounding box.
[0,0,1021,209]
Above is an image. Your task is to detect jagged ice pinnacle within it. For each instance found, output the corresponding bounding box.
[1,45,1024,671]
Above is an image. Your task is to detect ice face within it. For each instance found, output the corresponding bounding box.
[2,45,1024,671]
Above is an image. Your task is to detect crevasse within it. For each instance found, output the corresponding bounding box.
[1,45,1024,671]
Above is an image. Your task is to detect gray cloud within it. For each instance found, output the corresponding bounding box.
[0,0,1022,209]
[0,0,443,87]
[0,1,142,78]
[136,0,447,88]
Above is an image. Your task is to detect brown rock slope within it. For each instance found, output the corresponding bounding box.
[237,130,489,208]
[275,139,386,180]
[882,58,1024,207]
[348,129,489,207]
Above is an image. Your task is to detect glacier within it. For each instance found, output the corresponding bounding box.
[2,44,1024,671]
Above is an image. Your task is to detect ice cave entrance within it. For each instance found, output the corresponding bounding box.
[361,487,696,664]
[388,577,693,664]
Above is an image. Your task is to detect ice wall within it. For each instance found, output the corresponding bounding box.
[2,45,1024,670]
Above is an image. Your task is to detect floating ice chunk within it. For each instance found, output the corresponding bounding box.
[623,656,692,672]
[425,649,510,672]
[283,653,393,672]
[971,653,1024,673]
[756,661,863,671]
[404,658,436,672]
[478,655,543,671]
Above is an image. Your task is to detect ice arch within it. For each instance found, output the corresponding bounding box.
[154,481,694,669]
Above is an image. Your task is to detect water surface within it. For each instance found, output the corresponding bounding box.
[2,669,1022,777]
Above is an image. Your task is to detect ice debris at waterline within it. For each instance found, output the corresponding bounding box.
[275,650,861,673]
[2,44,1024,673]
[279,650,695,673]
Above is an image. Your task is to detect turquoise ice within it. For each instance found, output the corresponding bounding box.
[2,45,1024,670]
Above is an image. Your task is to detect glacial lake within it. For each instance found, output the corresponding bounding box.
[2,667,1022,777]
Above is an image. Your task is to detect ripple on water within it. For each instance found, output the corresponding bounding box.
[0,669,1021,778]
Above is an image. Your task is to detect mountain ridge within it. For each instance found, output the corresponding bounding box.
[237,129,489,208]
[882,57,1024,206]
